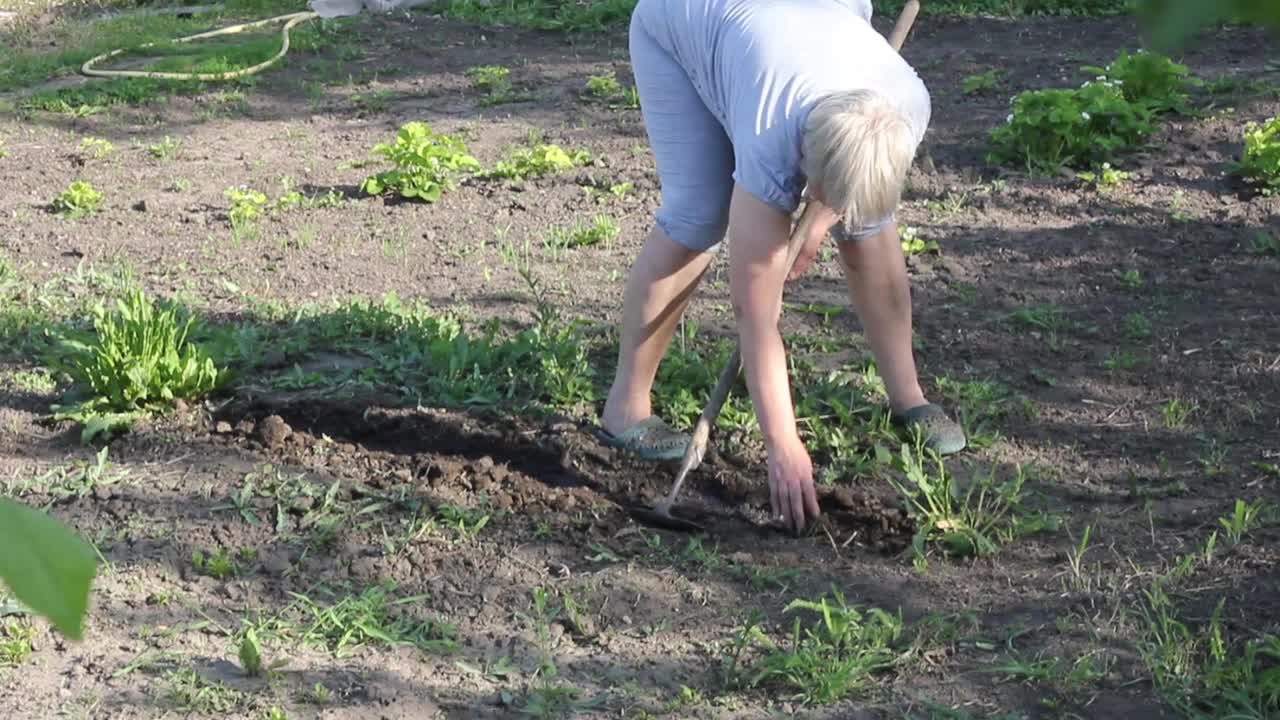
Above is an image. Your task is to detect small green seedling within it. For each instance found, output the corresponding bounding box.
[962,69,999,95]
[1116,268,1142,288]
[466,64,531,105]
[582,70,639,108]
[238,627,287,678]
[191,548,236,579]
[582,180,633,202]
[468,64,509,89]
[1252,230,1280,256]
[146,136,181,161]
[545,215,619,252]
[1076,162,1132,191]
[899,225,939,256]
[224,187,268,231]
[481,143,590,181]
[0,619,36,667]
[1232,115,1280,195]
[53,180,103,217]
[78,136,114,159]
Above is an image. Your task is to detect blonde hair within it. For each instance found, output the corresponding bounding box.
[801,89,917,232]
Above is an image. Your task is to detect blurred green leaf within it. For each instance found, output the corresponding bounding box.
[0,499,97,640]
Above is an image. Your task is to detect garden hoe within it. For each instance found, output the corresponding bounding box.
[629,0,923,534]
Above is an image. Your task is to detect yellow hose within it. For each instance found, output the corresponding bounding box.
[80,10,318,82]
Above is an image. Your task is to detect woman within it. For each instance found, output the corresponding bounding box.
[597,0,965,532]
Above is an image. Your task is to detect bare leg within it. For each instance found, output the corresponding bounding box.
[602,225,715,435]
[837,221,927,415]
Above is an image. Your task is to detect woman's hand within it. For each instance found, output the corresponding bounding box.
[767,432,820,532]
[786,200,841,281]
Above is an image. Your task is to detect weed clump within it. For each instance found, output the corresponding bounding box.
[885,440,1048,569]
[49,288,223,441]
[722,590,904,706]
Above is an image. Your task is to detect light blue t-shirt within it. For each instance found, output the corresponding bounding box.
[631,0,931,215]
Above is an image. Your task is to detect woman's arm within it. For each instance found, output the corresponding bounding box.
[726,183,821,531]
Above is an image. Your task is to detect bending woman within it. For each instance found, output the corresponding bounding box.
[599,0,965,532]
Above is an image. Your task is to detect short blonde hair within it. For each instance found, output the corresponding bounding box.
[802,89,917,232]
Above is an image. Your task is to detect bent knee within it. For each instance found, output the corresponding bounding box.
[655,200,730,253]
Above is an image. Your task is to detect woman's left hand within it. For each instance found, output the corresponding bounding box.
[786,225,826,280]
[786,201,840,281]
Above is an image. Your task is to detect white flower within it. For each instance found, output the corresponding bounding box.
[1081,112,1091,120]
[1006,113,1014,123]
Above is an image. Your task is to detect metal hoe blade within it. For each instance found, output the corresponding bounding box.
[632,0,922,533]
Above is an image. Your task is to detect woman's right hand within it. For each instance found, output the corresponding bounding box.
[767,432,820,533]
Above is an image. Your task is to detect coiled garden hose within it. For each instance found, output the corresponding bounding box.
[80,9,318,82]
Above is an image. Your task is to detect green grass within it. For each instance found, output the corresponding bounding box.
[287,581,458,656]
[4,0,354,111]
[874,0,1132,15]
[433,0,1136,33]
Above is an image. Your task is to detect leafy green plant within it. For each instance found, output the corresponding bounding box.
[49,287,224,441]
[1081,48,1201,114]
[52,180,104,217]
[988,79,1155,172]
[480,142,590,181]
[360,121,480,201]
[1231,115,1280,195]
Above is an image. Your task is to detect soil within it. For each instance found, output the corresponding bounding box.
[1,5,1279,720]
